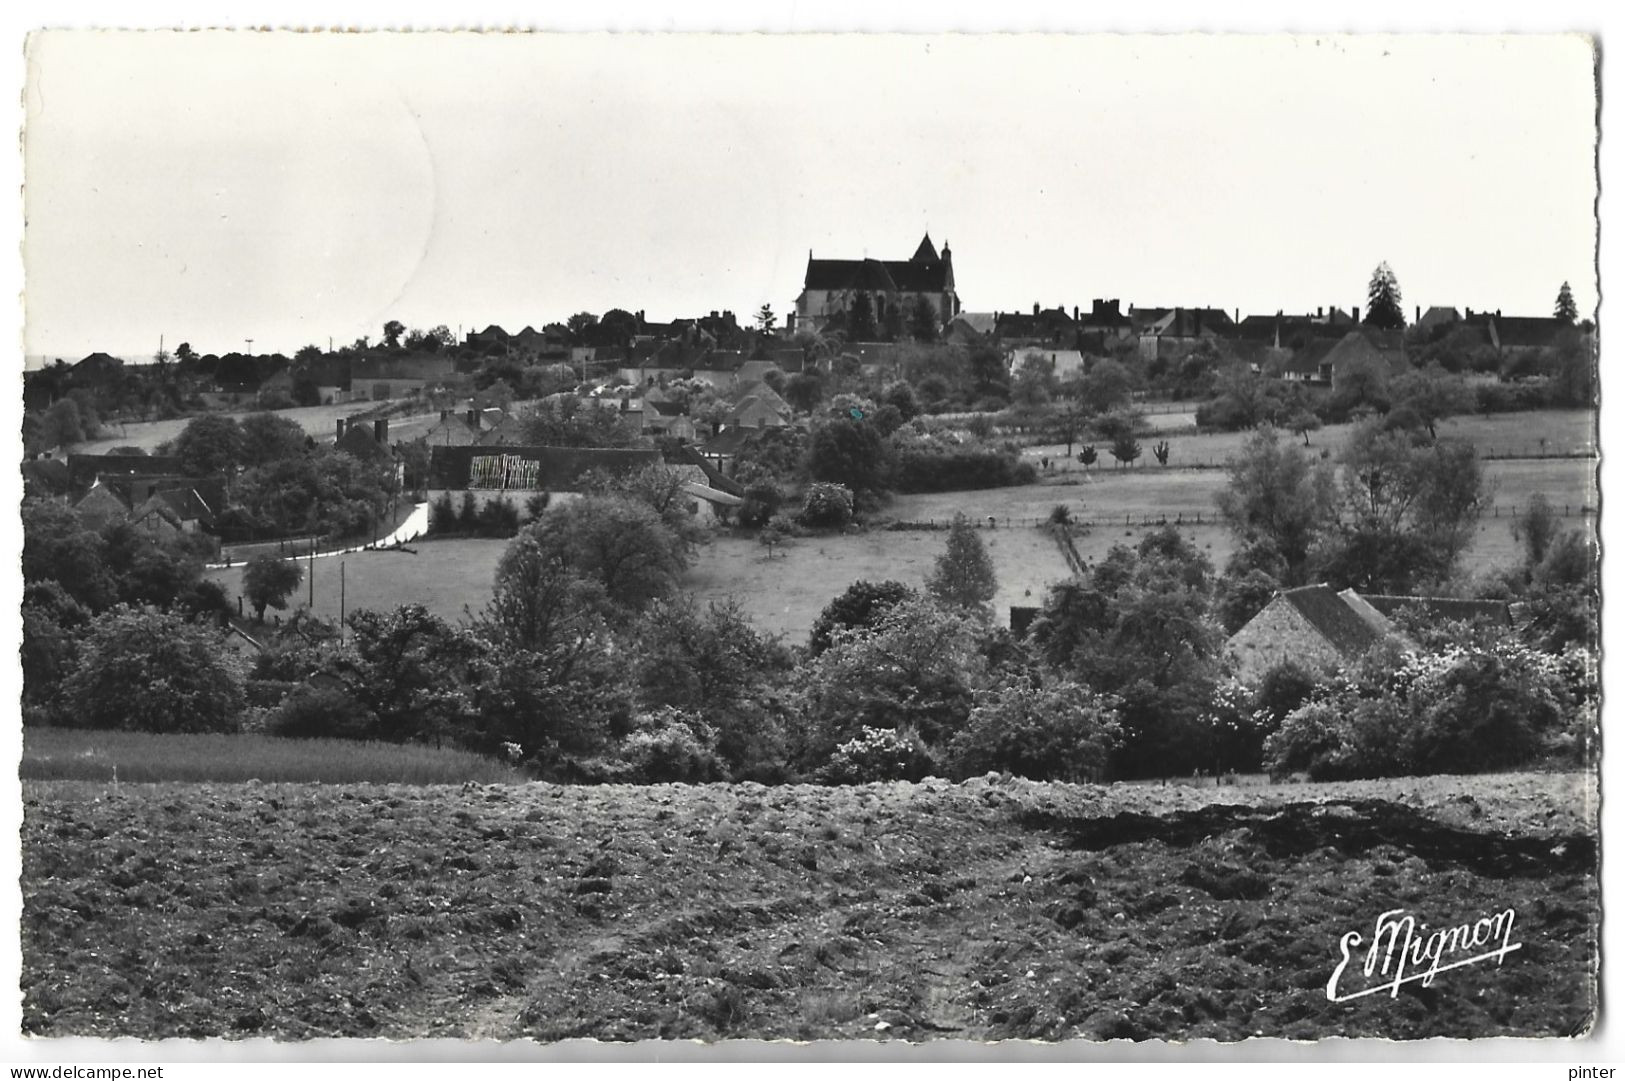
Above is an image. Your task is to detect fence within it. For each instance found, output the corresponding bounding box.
[889,502,1596,533]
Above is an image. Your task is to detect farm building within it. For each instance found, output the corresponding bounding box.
[350,354,457,400]
[426,444,662,513]
[1225,584,1512,683]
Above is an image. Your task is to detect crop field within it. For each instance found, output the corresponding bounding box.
[20,771,1596,1041]
[1018,408,1598,471]
[20,728,526,785]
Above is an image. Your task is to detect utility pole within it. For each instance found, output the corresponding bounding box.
[340,561,346,643]
[308,537,315,609]
[245,339,255,356]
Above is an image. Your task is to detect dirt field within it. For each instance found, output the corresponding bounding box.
[20,771,1596,1041]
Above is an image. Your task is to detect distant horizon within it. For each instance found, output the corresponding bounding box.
[19,287,1590,372]
[23,33,1598,361]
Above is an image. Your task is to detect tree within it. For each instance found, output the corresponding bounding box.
[908,296,940,342]
[1286,410,1322,446]
[21,498,119,611]
[175,342,196,363]
[383,320,406,349]
[1109,434,1142,468]
[795,598,987,765]
[64,607,244,733]
[21,581,92,717]
[566,312,599,345]
[1012,353,1057,408]
[1316,421,1486,593]
[1216,426,1337,585]
[483,530,612,655]
[798,482,855,529]
[1029,529,1222,778]
[1513,492,1560,570]
[1152,440,1171,466]
[238,411,309,468]
[949,676,1120,782]
[243,554,304,622]
[404,325,455,352]
[1079,358,1135,412]
[808,580,919,655]
[524,496,690,614]
[925,513,998,619]
[339,605,486,746]
[1555,281,1579,324]
[1364,262,1406,330]
[846,293,879,342]
[1388,364,1470,440]
[755,303,777,333]
[1078,445,1098,469]
[806,418,889,494]
[171,413,244,475]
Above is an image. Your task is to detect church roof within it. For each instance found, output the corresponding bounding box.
[803,234,954,294]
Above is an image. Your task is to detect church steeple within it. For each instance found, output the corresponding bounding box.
[912,232,939,263]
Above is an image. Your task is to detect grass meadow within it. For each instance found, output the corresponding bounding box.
[20,727,526,785]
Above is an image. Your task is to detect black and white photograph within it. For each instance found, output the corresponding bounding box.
[5,13,1609,1066]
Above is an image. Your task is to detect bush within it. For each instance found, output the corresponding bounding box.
[477,495,521,538]
[890,446,1035,493]
[1264,642,1577,779]
[798,483,854,529]
[819,725,935,784]
[268,684,377,740]
[63,607,245,734]
[808,579,918,655]
[949,678,1119,782]
[616,709,726,783]
[430,492,458,534]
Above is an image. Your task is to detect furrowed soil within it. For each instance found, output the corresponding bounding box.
[21,773,1596,1043]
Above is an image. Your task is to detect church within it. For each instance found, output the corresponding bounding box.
[790,233,961,337]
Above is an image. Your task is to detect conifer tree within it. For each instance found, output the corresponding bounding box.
[1364,262,1406,329]
[926,513,998,619]
[1554,281,1578,324]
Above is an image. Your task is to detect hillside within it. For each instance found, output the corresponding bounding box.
[21,772,1596,1042]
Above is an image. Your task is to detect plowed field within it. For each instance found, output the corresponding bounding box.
[20,772,1596,1042]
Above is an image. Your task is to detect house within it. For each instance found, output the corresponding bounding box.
[67,454,188,498]
[335,417,396,465]
[425,444,663,514]
[994,304,1077,349]
[1133,307,1238,361]
[1076,299,1135,341]
[791,233,960,337]
[1280,327,1406,385]
[642,400,698,441]
[418,410,486,447]
[350,353,457,400]
[73,482,134,530]
[1415,306,1462,336]
[1011,348,1087,382]
[1225,584,1511,683]
[944,312,997,346]
[1225,584,1400,683]
[73,472,223,535]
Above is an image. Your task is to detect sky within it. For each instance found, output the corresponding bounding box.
[21,31,1600,361]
